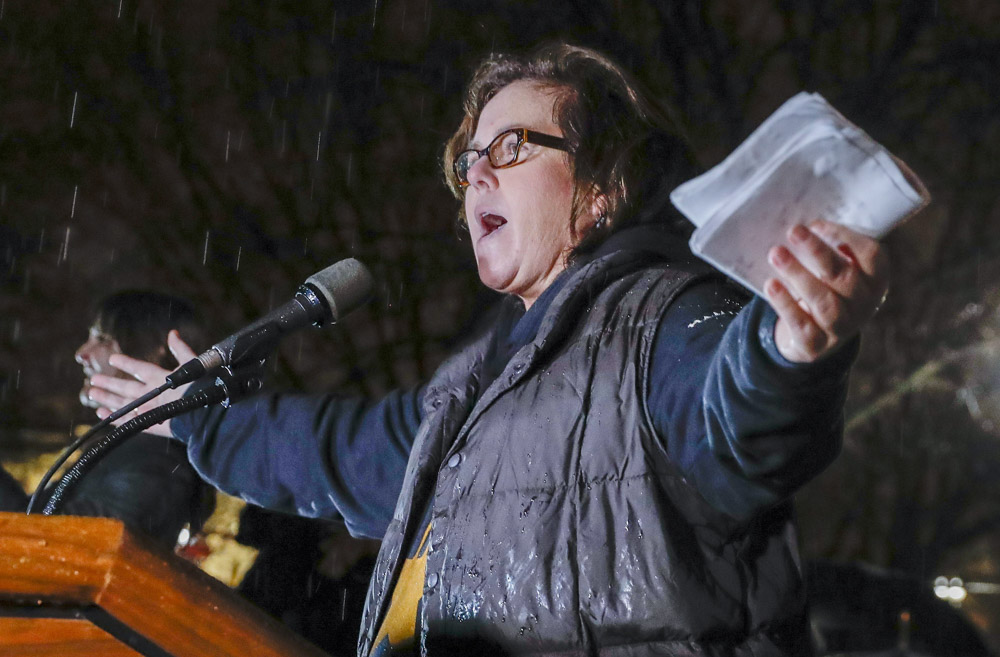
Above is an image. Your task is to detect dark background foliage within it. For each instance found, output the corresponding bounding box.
[2,0,1000,647]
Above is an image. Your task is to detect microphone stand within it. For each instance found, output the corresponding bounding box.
[38,355,270,516]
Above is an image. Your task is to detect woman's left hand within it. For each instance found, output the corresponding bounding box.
[765,219,889,363]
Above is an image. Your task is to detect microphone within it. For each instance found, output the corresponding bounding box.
[166,258,374,388]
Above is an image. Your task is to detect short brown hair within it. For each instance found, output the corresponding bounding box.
[443,42,697,258]
[92,291,205,368]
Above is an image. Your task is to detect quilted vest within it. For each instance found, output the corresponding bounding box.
[358,249,811,656]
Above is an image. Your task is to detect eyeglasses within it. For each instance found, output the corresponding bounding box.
[453,128,569,188]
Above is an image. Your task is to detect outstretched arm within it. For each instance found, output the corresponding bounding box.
[88,329,423,538]
[173,386,423,538]
[649,221,887,521]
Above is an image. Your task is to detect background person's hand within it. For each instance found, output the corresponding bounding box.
[765,219,889,363]
[88,330,196,437]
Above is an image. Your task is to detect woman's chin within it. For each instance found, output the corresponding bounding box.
[475,260,516,295]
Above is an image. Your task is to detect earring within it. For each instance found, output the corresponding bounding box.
[595,213,608,229]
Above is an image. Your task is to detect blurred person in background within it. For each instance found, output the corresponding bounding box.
[0,290,215,551]
[0,290,379,652]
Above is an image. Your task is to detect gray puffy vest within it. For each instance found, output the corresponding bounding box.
[359,249,811,656]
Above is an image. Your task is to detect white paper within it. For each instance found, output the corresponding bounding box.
[670,92,929,297]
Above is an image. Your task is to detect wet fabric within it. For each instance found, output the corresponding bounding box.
[173,224,856,655]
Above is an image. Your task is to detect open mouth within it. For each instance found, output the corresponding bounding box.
[480,212,507,236]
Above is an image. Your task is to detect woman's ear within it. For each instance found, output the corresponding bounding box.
[589,190,609,228]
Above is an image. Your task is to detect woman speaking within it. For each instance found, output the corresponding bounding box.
[91,43,889,656]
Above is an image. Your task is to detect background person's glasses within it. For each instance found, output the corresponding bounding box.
[454,128,569,187]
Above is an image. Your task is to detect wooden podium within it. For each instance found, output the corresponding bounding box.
[0,512,333,657]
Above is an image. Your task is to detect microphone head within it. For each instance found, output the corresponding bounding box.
[305,258,374,321]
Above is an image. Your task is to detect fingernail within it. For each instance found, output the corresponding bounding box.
[789,224,810,243]
[769,246,790,266]
[766,278,783,296]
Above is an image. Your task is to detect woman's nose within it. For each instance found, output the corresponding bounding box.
[75,343,92,366]
[466,155,498,191]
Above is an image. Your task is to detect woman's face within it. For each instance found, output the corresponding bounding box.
[74,325,125,409]
[463,81,585,309]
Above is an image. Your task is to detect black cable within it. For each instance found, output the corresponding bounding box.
[26,382,173,515]
[41,384,227,516]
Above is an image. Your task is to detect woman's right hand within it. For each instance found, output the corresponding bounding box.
[88,330,196,438]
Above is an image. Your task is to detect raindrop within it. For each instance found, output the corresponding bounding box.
[346,153,353,185]
[330,10,337,42]
[268,98,275,120]
[15,369,20,389]
[37,228,44,253]
[235,246,242,271]
[12,319,20,341]
[69,91,78,128]
[202,231,210,265]
[371,0,379,28]
[117,0,123,19]
[225,130,231,162]
[58,226,70,264]
[324,92,333,125]
[70,185,78,218]
[1,0,5,20]
[153,122,159,139]
[237,129,244,152]
[316,131,322,161]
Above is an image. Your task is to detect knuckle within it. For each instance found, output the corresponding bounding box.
[800,325,828,354]
[811,291,844,326]
[833,262,859,288]
[788,309,813,334]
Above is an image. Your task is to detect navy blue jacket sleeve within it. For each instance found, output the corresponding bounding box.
[648,279,856,522]
[172,386,424,539]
